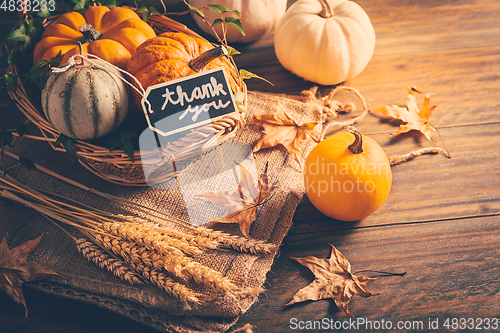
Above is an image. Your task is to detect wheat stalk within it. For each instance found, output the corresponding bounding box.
[130,260,201,306]
[1,161,279,256]
[96,234,238,292]
[75,238,143,285]
[0,173,275,301]
[120,217,278,255]
[101,221,204,256]
[129,220,221,250]
[189,226,278,254]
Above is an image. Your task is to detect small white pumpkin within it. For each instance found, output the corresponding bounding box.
[41,58,129,140]
[189,0,287,43]
[274,0,376,85]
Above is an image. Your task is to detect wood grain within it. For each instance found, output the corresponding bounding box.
[237,0,500,331]
[1,0,499,332]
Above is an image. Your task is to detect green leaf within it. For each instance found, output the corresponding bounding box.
[225,45,240,57]
[22,35,32,50]
[49,51,63,65]
[139,6,159,22]
[206,4,231,15]
[237,103,247,114]
[4,27,27,43]
[19,156,36,170]
[26,22,44,46]
[211,18,224,28]
[185,3,205,18]
[224,17,245,36]
[37,7,51,18]
[24,60,50,90]
[26,19,36,34]
[2,72,19,91]
[109,130,136,162]
[67,0,87,10]
[55,134,76,159]
[138,6,150,22]
[234,92,248,114]
[15,122,29,137]
[7,50,20,66]
[239,69,274,86]
[99,0,117,8]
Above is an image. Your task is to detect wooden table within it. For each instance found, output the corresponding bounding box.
[1,0,499,332]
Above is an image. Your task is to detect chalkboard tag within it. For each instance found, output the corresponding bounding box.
[141,67,239,137]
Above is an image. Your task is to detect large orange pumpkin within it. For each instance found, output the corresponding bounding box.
[33,6,156,69]
[126,32,241,106]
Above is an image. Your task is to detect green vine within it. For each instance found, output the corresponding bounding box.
[182,0,273,113]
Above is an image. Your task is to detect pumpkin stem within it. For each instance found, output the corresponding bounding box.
[318,0,334,18]
[189,46,228,72]
[79,23,102,43]
[77,42,84,65]
[347,126,364,154]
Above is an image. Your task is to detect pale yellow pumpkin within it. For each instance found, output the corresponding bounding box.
[189,0,287,43]
[274,0,375,85]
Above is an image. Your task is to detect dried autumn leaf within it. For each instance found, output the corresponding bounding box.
[371,86,438,141]
[196,162,276,238]
[0,233,61,317]
[252,99,320,164]
[286,245,378,316]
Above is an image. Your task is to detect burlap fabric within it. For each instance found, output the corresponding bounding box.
[0,91,321,332]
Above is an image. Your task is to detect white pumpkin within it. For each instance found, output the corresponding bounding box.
[41,58,129,140]
[274,0,376,85]
[189,0,287,43]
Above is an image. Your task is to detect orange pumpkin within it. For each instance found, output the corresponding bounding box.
[303,126,392,221]
[126,32,240,106]
[33,6,156,69]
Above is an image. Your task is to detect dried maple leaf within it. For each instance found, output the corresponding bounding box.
[371,86,438,141]
[286,245,378,316]
[196,162,276,238]
[0,233,61,317]
[252,99,320,164]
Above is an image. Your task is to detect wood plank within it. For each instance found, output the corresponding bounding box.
[349,46,500,126]
[290,122,500,234]
[1,0,499,332]
[239,43,500,127]
[241,215,500,331]
[236,0,500,115]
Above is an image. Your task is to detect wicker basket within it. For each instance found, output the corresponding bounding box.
[6,8,247,186]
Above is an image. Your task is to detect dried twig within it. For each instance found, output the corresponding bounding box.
[389,147,451,166]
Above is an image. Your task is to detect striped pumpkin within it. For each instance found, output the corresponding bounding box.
[42,58,129,140]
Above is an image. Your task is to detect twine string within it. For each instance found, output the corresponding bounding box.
[50,53,153,115]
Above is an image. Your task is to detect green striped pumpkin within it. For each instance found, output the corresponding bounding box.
[41,58,129,140]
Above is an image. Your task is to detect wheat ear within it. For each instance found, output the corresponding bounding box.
[128,260,201,306]
[96,234,238,293]
[75,238,143,285]
[190,226,278,254]
[101,222,202,256]
[130,220,221,250]
[92,234,201,305]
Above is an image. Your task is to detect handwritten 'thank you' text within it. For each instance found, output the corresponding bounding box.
[161,76,231,122]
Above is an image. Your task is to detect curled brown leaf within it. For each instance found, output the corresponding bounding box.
[287,245,378,316]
